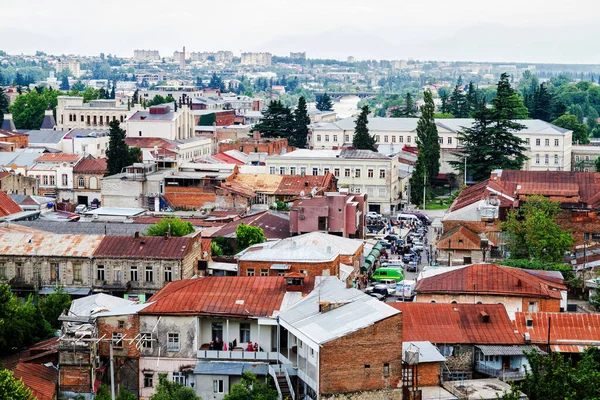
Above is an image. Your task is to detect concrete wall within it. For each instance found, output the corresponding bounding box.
[0,172,38,195]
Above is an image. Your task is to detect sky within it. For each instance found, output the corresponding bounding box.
[1,0,599,64]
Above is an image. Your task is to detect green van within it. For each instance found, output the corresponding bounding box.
[372,267,404,282]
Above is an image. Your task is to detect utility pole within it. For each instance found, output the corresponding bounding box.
[109,342,116,400]
[464,156,467,185]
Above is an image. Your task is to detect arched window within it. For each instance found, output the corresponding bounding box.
[451,300,458,304]
[430,299,437,303]
[89,177,98,190]
[78,176,85,188]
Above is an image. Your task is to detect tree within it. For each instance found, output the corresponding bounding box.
[39,286,72,329]
[352,105,376,151]
[209,73,226,93]
[96,384,137,400]
[448,83,468,118]
[501,195,574,262]
[290,96,310,148]
[0,369,32,400]
[150,373,199,400]
[439,88,450,114]
[316,92,333,111]
[145,217,194,237]
[552,114,589,144]
[253,100,294,139]
[529,83,555,122]
[110,83,116,100]
[596,156,600,172]
[224,371,278,400]
[60,74,70,91]
[401,92,416,117]
[465,81,478,115]
[106,120,137,175]
[0,87,8,127]
[493,73,529,120]
[9,90,48,129]
[235,223,265,251]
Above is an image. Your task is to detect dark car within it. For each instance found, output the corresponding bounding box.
[368,292,386,301]
[384,234,400,242]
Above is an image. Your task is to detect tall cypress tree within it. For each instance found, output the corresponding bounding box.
[465,81,478,116]
[410,90,440,206]
[106,120,132,176]
[402,92,416,117]
[290,96,310,148]
[253,100,294,138]
[0,87,8,127]
[352,105,376,151]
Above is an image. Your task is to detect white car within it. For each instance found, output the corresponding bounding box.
[367,211,381,219]
[412,242,424,251]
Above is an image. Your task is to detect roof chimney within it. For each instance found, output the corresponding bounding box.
[134,231,140,239]
[164,232,169,240]
[480,311,490,323]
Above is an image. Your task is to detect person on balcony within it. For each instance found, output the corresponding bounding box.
[246,342,253,351]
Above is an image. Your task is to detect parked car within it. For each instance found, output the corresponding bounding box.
[384,234,400,242]
[75,204,87,214]
[407,261,418,272]
[396,280,416,300]
[364,285,390,298]
[412,241,424,251]
[381,259,404,269]
[378,279,398,294]
[368,292,386,301]
[367,211,382,219]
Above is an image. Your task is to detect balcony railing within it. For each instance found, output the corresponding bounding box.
[197,349,282,361]
[475,362,525,380]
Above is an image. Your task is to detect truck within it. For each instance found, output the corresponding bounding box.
[396,280,416,301]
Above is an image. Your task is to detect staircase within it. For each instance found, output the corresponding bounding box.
[276,373,291,400]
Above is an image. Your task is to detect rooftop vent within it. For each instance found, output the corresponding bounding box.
[480,311,490,323]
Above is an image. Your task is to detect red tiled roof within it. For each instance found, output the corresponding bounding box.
[391,303,523,344]
[213,152,245,165]
[209,210,290,240]
[415,263,564,299]
[35,153,81,163]
[0,190,22,217]
[12,363,57,400]
[0,171,10,179]
[140,276,290,317]
[73,156,107,174]
[437,225,485,250]
[93,235,196,259]
[514,312,600,347]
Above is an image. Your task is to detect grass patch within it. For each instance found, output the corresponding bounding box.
[425,202,449,210]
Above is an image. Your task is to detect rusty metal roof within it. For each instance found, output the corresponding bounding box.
[0,190,22,217]
[437,225,485,250]
[73,156,107,174]
[415,263,564,299]
[93,235,195,259]
[0,230,103,257]
[12,363,57,400]
[208,210,290,240]
[391,303,523,345]
[221,173,335,197]
[140,276,292,317]
[514,312,600,347]
[35,153,81,163]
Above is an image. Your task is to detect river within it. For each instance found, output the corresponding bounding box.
[332,95,360,119]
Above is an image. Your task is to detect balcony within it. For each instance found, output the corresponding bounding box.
[197,349,285,362]
[475,362,525,380]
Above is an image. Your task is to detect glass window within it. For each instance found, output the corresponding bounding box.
[333,135,338,142]
[536,138,540,146]
[300,167,306,176]
[334,168,340,177]
[354,187,361,193]
[73,264,82,281]
[448,137,452,144]
[50,176,55,185]
[368,169,374,178]
[78,176,85,188]
[240,323,251,343]
[51,262,59,282]
[554,155,559,164]
[555,139,559,146]
[378,187,387,197]
[525,138,530,145]
[344,135,349,142]
[260,269,268,276]
[399,136,404,143]
[391,136,396,143]
[62,174,68,186]
[145,266,153,282]
[289,167,296,175]
[439,138,443,144]
[247,268,255,276]
[545,139,550,146]
[167,333,180,351]
[375,135,380,142]
[269,166,276,174]
[97,265,105,281]
[144,373,153,388]
[164,266,172,282]
[142,332,152,349]
[213,380,224,394]
[130,266,138,281]
[379,169,386,179]
[344,168,351,177]
[0,263,6,279]
[355,169,361,178]
[325,135,329,142]
[575,155,580,162]
[312,168,318,176]
[172,372,185,385]
[384,136,389,143]
[323,167,330,175]
[535,154,540,164]
[316,135,321,142]
[545,154,549,164]
[407,136,411,143]
[112,332,123,348]
[43,176,48,185]
[279,167,286,175]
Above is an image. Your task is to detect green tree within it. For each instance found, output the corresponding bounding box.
[96,384,137,400]
[448,83,468,118]
[552,114,589,144]
[595,156,600,172]
[106,120,137,175]
[316,92,334,111]
[0,369,33,400]
[213,237,234,256]
[529,83,556,122]
[352,105,376,151]
[253,100,294,139]
[210,241,223,257]
[150,373,199,400]
[60,75,70,91]
[501,195,574,262]
[439,89,450,114]
[224,371,278,400]
[465,81,478,115]
[235,223,265,251]
[0,87,8,127]
[145,217,194,237]
[401,92,416,117]
[290,96,310,148]
[9,90,48,129]
[39,286,72,329]
[81,87,100,102]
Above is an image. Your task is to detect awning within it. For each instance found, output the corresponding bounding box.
[194,361,268,376]
[39,286,92,296]
[209,262,238,272]
[340,264,354,281]
[270,263,291,270]
[476,345,547,356]
[365,254,376,266]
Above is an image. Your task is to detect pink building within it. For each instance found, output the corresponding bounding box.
[289,192,367,238]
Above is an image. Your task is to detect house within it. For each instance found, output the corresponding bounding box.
[12,362,58,400]
[217,133,291,156]
[28,153,83,197]
[124,137,212,169]
[436,225,493,265]
[392,303,539,381]
[101,163,166,209]
[402,341,446,387]
[0,152,42,176]
[414,263,567,318]
[126,104,195,141]
[61,128,110,158]
[0,170,38,195]
[266,149,401,215]
[289,192,367,239]
[92,231,204,301]
[25,130,68,152]
[514,312,600,353]
[55,97,132,131]
[0,128,28,150]
[60,155,106,206]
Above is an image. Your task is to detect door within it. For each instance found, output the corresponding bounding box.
[502,356,511,371]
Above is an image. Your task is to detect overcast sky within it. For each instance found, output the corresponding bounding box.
[1,0,599,63]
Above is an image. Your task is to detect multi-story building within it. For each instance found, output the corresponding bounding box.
[189,51,234,63]
[61,128,110,158]
[240,52,272,66]
[310,117,573,173]
[124,137,212,169]
[571,145,600,171]
[289,52,306,59]
[55,59,81,78]
[133,50,161,61]
[266,149,401,215]
[126,104,195,141]
[61,155,107,206]
[56,97,133,131]
[0,170,38,196]
[27,153,82,197]
[0,128,28,150]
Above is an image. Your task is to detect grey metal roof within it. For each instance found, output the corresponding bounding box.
[238,244,338,263]
[0,152,41,168]
[1,118,15,131]
[279,277,400,345]
[39,286,91,296]
[193,361,269,376]
[475,345,546,356]
[403,341,446,363]
[340,149,390,159]
[40,114,56,130]
[26,130,68,144]
[84,207,146,217]
[14,220,153,236]
[67,293,136,318]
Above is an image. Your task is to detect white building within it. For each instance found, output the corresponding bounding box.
[27,153,82,197]
[56,97,133,131]
[62,129,110,158]
[55,59,81,78]
[133,50,161,61]
[125,104,195,141]
[311,117,573,172]
[266,149,401,215]
[240,52,272,66]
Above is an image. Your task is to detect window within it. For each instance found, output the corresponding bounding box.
[316,135,321,142]
[535,154,540,164]
[354,187,361,193]
[448,137,452,144]
[240,323,251,343]
[112,332,123,348]
[62,174,68,186]
[300,167,306,176]
[279,167,286,175]
[525,138,530,145]
[407,136,411,143]
[585,168,590,172]
[391,136,396,143]
[535,138,540,146]
[586,155,591,161]
[375,135,380,142]
[383,362,390,376]
[43,176,48,185]
[16,262,23,278]
[368,169,374,178]
[379,169,386,179]
[0,263,5,279]
[384,135,389,143]
[114,269,121,282]
[545,154,549,164]
[576,155,580,162]
[344,135,349,142]
[142,332,152,349]
[355,168,361,178]
[310,348,315,356]
[164,266,172,282]
[325,135,329,142]
[334,168,340,177]
[78,176,85,188]
[167,333,180,351]
[51,262,59,282]
[438,138,443,144]
[269,166,276,174]
[260,269,268,276]
[555,139,559,146]
[399,136,404,143]
[333,135,338,142]
[212,322,223,342]
[97,265,105,281]
[528,301,538,312]
[130,266,138,281]
[323,167,330,175]
[172,372,185,385]
[378,187,387,197]
[545,139,550,146]
[144,373,153,388]
[312,168,318,176]
[213,379,224,394]
[247,268,255,276]
[118,320,125,329]
[344,168,351,177]
[50,176,55,185]
[145,266,153,282]
[73,264,82,281]
[290,167,296,175]
[554,155,559,164]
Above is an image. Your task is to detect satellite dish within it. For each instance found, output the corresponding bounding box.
[299,190,305,197]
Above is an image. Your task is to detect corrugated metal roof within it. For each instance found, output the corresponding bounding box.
[193,361,269,376]
[35,153,81,163]
[391,303,523,345]
[0,190,22,217]
[12,363,57,400]
[140,276,290,317]
[550,345,592,353]
[14,220,154,236]
[93,235,195,259]
[39,286,91,296]
[275,232,363,256]
[403,341,446,363]
[437,225,485,250]
[475,344,546,356]
[67,293,137,318]
[280,277,400,344]
[0,230,103,257]
[514,312,600,346]
[208,210,290,240]
[239,245,338,263]
[73,156,107,174]
[415,263,564,299]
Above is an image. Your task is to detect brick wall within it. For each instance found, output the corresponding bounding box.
[164,186,217,209]
[521,297,560,313]
[417,362,441,386]
[319,313,403,395]
[557,210,600,246]
[219,138,291,156]
[60,365,92,393]
[238,257,340,277]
